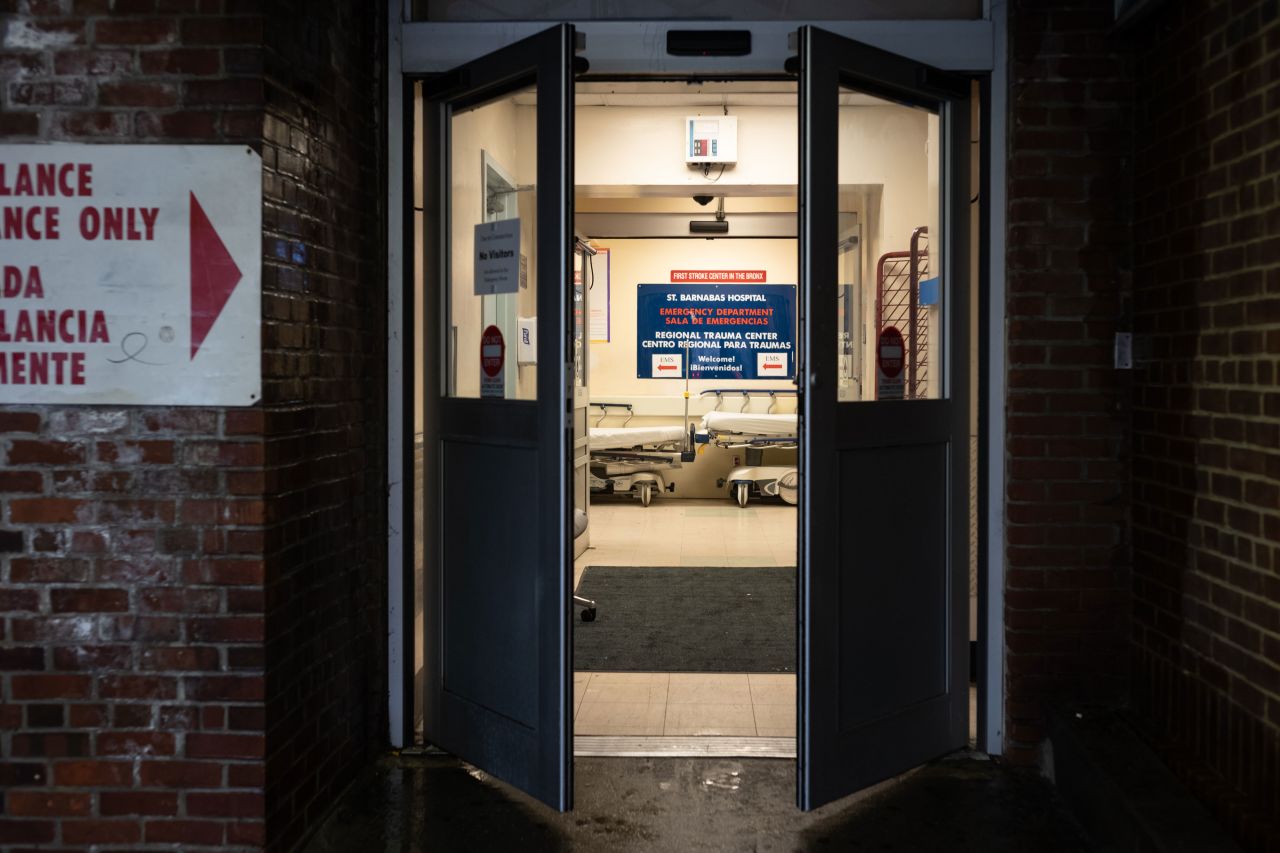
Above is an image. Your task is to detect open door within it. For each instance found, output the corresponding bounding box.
[420,25,576,810]
[795,27,971,809]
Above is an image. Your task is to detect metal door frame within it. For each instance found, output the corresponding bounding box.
[386,5,1009,761]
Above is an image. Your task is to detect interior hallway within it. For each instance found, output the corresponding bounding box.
[574,499,797,738]
[573,500,977,744]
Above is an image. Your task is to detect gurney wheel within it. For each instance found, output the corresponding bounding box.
[638,482,653,507]
[581,607,597,622]
[735,482,750,508]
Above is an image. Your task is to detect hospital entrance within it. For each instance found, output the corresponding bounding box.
[412,25,977,812]
[566,77,947,754]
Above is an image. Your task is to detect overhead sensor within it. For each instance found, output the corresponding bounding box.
[690,196,728,235]
[692,194,714,206]
[689,220,729,235]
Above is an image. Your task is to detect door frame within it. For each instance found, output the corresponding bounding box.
[386,6,1009,759]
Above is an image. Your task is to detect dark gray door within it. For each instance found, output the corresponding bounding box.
[796,26,971,810]
[420,25,575,810]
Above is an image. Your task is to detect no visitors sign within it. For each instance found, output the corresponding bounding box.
[0,145,261,405]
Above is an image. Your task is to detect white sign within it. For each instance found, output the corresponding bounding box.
[517,316,537,365]
[588,247,610,342]
[0,144,261,405]
[757,352,788,376]
[651,352,683,377]
[474,219,521,295]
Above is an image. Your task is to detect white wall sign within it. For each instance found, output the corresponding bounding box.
[588,247,610,342]
[0,144,261,406]
[651,352,682,377]
[757,352,788,376]
[474,219,520,295]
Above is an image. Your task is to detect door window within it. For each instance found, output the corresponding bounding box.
[447,86,538,400]
[836,89,942,402]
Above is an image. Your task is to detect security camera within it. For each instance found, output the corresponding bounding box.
[692,194,714,206]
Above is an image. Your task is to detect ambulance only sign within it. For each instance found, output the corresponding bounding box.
[0,145,261,405]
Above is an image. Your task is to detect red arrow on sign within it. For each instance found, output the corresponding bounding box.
[190,192,243,359]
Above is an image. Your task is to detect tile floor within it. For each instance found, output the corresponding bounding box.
[572,498,980,744]
[573,498,797,738]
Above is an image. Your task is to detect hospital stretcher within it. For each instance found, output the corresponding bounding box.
[696,390,799,508]
[588,402,695,507]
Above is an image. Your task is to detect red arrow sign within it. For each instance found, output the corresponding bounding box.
[189,192,243,359]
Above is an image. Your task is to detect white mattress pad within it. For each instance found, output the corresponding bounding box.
[590,424,686,450]
[700,411,798,437]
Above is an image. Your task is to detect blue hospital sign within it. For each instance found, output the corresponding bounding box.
[636,283,796,379]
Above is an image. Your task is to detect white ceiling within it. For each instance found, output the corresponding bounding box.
[512,82,888,108]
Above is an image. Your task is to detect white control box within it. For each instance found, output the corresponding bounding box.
[685,115,738,165]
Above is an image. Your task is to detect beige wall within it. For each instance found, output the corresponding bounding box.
[585,238,798,498]
[577,104,933,257]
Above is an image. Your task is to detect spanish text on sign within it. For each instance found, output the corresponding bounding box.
[0,145,261,405]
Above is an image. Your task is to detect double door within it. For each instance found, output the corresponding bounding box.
[419,24,970,811]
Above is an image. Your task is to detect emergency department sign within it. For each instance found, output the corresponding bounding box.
[0,144,261,405]
[636,283,796,380]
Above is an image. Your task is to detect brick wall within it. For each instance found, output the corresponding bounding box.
[1129,2,1280,849]
[258,2,387,850]
[0,2,386,851]
[0,4,270,849]
[1004,0,1134,764]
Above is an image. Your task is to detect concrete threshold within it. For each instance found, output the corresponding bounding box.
[575,735,796,758]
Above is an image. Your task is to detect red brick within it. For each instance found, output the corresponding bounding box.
[50,588,129,613]
[224,409,264,435]
[185,791,263,818]
[9,499,86,524]
[228,820,266,845]
[0,411,41,431]
[186,558,264,585]
[96,440,176,464]
[53,760,131,787]
[180,16,262,44]
[68,704,106,728]
[144,818,224,844]
[186,733,264,759]
[5,440,85,465]
[98,80,180,108]
[62,819,141,844]
[99,675,178,700]
[0,589,40,611]
[93,18,177,44]
[53,48,134,75]
[0,470,44,492]
[53,110,131,138]
[189,616,264,642]
[6,791,92,817]
[11,675,92,700]
[141,646,220,671]
[99,791,179,816]
[139,47,220,74]
[0,647,44,669]
[184,77,262,106]
[97,731,175,756]
[52,645,131,670]
[139,760,221,788]
[0,820,55,843]
[186,675,263,702]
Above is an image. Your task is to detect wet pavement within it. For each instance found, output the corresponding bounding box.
[302,750,1093,852]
